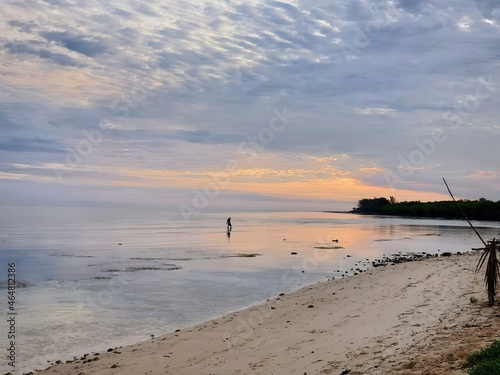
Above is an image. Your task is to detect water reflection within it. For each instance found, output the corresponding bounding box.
[0,208,499,373]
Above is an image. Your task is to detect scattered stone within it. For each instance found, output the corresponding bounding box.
[402,361,417,369]
[279,293,285,296]
[107,348,114,352]
[291,252,298,255]
[308,304,314,308]
[111,364,118,368]
[464,323,478,328]
[470,296,478,303]
[441,252,452,257]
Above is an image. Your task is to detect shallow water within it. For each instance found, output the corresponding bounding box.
[0,206,498,372]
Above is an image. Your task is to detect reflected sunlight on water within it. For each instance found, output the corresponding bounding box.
[0,207,499,372]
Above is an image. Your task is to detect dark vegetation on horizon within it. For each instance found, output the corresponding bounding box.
[351,197,500,221]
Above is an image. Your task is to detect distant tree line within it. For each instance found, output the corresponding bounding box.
[351,197,500,221]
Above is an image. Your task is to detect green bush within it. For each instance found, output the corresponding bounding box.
[468,360,500,375]
[465,340,500,375]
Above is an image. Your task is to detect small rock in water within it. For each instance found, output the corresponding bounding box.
[118,243,122,245]
[291,252,298,255]
[441,252,452,257]
[470,296,478,303]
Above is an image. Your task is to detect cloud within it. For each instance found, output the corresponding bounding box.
[472,0,500,20]
[4,41,84,67]
[0,111,16,130]
[1,0,500,207]
[0,138,65,154]
[40,31,107,57]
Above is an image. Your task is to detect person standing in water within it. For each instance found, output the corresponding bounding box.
[226,217,232,231]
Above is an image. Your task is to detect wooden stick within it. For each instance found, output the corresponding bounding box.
[443,178,487,246]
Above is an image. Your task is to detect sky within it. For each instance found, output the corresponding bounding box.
[1,0,500,212]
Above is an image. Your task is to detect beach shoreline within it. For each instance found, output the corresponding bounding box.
[34,251,500,375]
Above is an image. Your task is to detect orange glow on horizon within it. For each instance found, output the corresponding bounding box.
[2,163,452,204]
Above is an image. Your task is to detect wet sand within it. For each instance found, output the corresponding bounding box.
[38,252,498,375]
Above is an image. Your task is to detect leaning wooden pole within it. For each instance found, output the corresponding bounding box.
[442,178,498,306]
[442,178,487,246]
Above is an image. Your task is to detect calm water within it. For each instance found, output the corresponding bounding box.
[0,207,499,372]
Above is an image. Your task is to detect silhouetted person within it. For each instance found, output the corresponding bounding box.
[226,217,232,231]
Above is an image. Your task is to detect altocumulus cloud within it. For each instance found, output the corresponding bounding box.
[0,0,500,208]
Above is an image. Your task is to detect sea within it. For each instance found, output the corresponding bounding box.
[0,206,499,372]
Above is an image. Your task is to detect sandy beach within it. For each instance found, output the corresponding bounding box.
[37,252,499,375]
